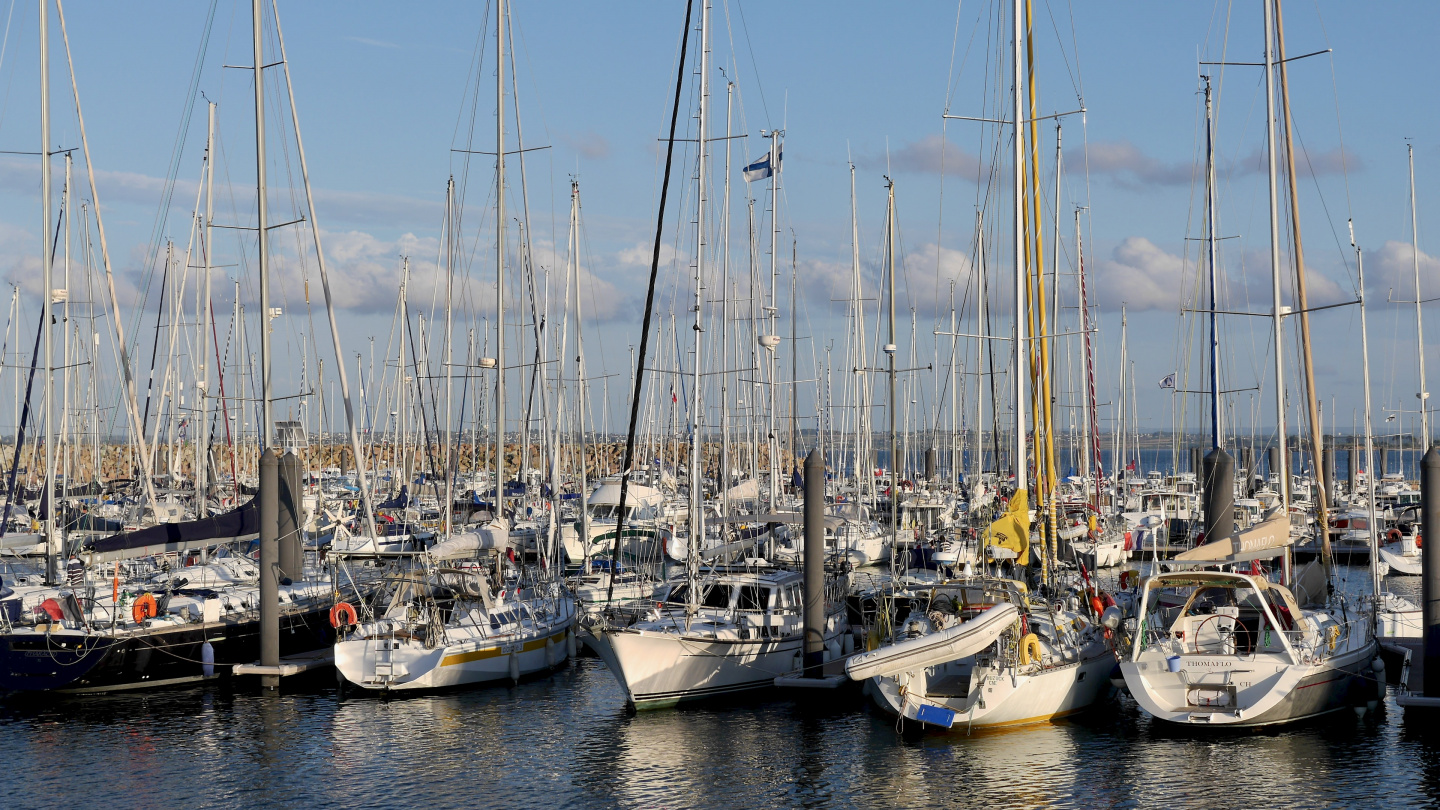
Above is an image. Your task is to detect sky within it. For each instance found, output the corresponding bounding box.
[0,0,1437,452]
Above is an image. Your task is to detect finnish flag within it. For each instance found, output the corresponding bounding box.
[743,149,782,182]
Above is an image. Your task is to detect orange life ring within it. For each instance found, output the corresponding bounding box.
[132,593,158,625]
[1387,528,1402,544]
[329,601,358,629]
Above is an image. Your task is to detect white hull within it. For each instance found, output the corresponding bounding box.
[336,607,575,691]
[869,648,1115,729]
[1378,545,1422,576]
[1121,638,1380,726]
[1073,538,1126,570]
[592,618,845,708]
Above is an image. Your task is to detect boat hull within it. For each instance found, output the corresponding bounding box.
[1120,639,1381,727]
[869,650,1116,729]
[592,624,842,709]
[334,619,575,691]
[0,605,337,693]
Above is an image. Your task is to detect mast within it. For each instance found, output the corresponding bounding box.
[1409,144,1429,446]
[1115,307,1127,496]
[849,164,871,502]
[949,286,958,483]
[1010,0,1029,492]
[1262,0,1289,515]
[1024,0,1057,577]
[1077,209,1102,510]
[569,181,590,553]
[443,178,455,537]
[270,0,378,538]
[253,0,272,451]
[975,211,988,480]
[61,154,70,525]
[1275,1,1330,570]
[54,0,158,512]
[687,0,709,594]
[1203,77,1221,449]
[885,179,898,573]
[790,240,798,463]
[767,126,781,509]
[197,101,215,517]
[720,80,733,524]
[494,0,507,523]
[1353,230,1381,596]
[40,0,56,583]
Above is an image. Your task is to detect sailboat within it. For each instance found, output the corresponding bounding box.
[583,1,852,708]
[851,0,1117,731]
[1119,1,1382,726]
[1,0,376,693]
[332,0,575,691]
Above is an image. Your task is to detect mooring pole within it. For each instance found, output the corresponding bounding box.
[1423,445,1440,698]
[277,451,303,583]
[803,447,825,677]
[1203,447,1235,545]
[259,448,280,690]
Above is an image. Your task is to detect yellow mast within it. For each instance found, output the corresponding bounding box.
[1023,0,1059,578]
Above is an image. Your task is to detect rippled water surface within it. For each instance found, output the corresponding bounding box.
[3,569,1437,809]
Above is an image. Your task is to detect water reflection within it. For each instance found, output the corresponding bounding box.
[0,599,1434,808]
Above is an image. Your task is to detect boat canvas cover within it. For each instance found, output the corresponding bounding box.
[1171,514,1290,565]
[83,499,259,563]
[587,482,663,508]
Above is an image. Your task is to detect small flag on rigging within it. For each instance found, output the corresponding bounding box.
[1158,373,1177,390]
[743,150,781,182]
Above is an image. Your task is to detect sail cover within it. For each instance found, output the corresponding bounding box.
[82,499,260,563]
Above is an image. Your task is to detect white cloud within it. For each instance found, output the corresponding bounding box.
[1091,236,1187,311]
[1368,240,1440,303]
[560,131,611,161]
[861,135,983,180]
[616,241,676,270]
[1072,141,1193,188]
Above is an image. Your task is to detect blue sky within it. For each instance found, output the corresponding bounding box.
[0,1,1437,448]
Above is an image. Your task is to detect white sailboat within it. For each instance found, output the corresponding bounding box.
[590,563,849,708]
[333,0,573,691]
[1121,6,1383,725]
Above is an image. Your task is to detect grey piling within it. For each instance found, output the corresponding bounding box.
[278,452,303,583]
[1347,444,1358,496]
[1203,448,1235,546]
[259,448,281,690]
[803,447,825,678]
[1241,446,1255,496]
[1424,446,1440,698]
[1267,446,1280,480]
[1381,446,1391,479]
[1323,444,1335,502]
[1190,446,1201,476]
[924,447,937,483]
